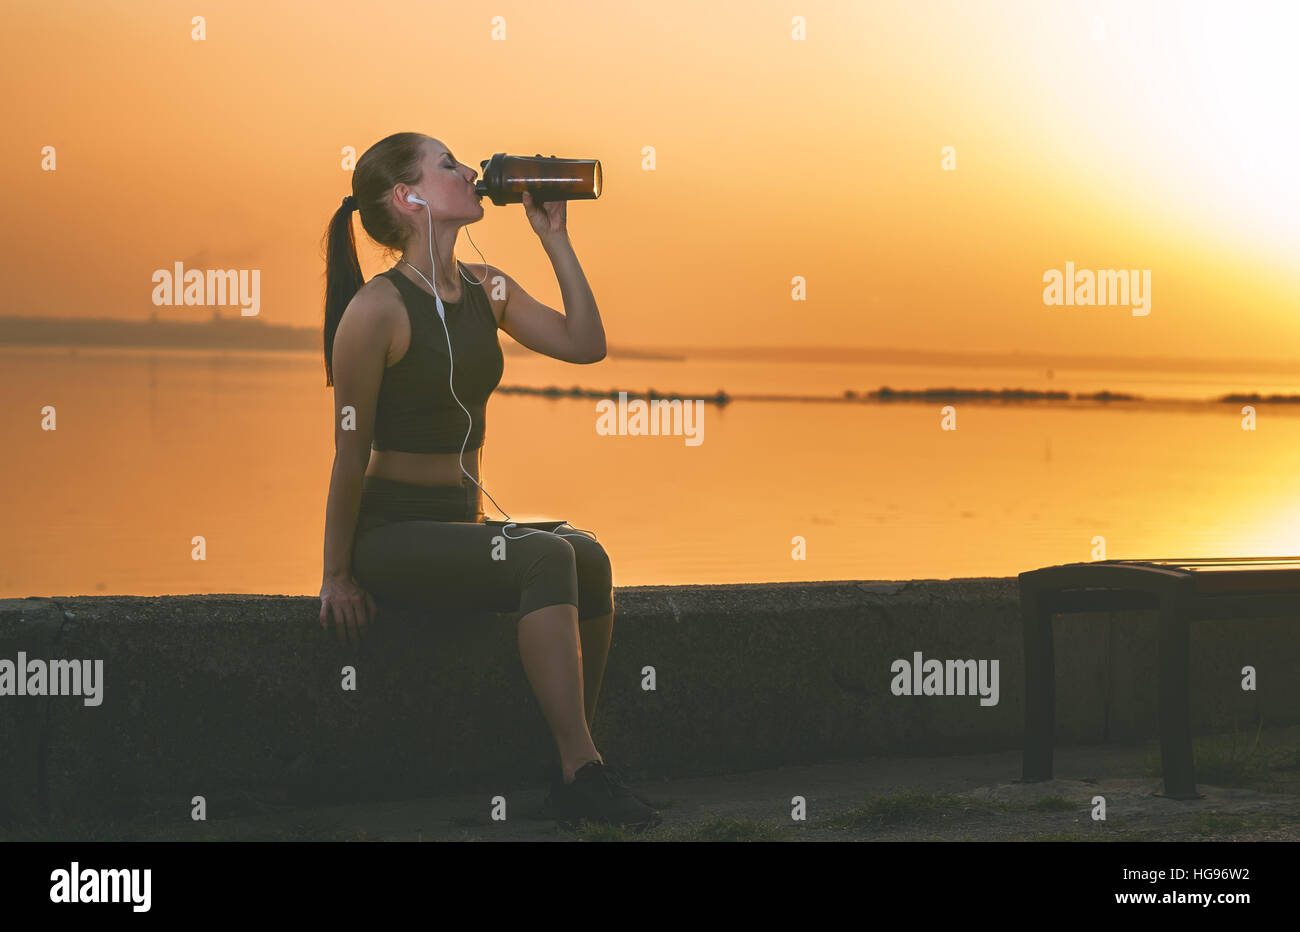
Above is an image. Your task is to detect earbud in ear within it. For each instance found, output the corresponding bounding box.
[406,194,427,205]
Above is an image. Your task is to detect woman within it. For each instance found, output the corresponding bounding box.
[317,132,658,833]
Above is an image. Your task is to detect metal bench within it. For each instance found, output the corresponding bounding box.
[1018,557,1300,799]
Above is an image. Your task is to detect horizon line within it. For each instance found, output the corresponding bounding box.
[1,314,1298,375]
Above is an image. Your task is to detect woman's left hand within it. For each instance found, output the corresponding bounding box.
[522,188,567,239]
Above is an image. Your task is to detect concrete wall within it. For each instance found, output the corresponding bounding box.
[1,579,1296,824]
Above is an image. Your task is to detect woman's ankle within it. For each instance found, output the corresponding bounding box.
[561,754,604,784]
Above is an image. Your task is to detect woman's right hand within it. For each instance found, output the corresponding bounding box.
[319,575,378,648]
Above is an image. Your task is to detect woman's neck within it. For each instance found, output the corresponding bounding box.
[400,255,461,294]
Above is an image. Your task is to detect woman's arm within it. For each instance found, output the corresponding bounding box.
[489,191,607,364]
[323,286,389,577]
[319,282,393,643]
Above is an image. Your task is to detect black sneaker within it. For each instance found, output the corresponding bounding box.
[539,762,657,818]
[600,762,657,808]
[553,760,662,833]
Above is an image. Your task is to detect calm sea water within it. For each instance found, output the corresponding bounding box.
[4,345,1300,598]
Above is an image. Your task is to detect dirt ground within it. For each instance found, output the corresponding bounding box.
[6,724,1298,842]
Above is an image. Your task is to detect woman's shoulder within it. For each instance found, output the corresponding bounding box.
[352,270,405,311]
[342,272,406,336]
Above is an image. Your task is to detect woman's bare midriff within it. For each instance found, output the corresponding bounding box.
[366,447,484,497]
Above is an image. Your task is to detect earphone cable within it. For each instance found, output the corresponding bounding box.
[401,199,598,543]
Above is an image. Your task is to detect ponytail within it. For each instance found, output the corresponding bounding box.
[321,200,364,387]
[320,131,428,386]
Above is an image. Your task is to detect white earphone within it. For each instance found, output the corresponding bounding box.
[399,189,597,544]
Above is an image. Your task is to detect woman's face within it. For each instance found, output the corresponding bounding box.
[411,138,484,221]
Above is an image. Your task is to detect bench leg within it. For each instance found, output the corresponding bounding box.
[1157,594,1202,799]
[1021,586,1055,781]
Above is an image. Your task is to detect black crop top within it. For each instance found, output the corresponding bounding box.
[371,261,505,454]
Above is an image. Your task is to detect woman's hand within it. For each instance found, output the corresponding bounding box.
[319,575,378,648]
[522,188,567,240]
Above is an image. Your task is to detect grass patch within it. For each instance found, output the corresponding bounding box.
[1007,824,1165,842]
[822,791,998,831]
[572,817,791,842]
[1010,829,1108,842]
[1276,745,1300,771]
[1005,828,1153,842]
[1141,719,1293,789]
[1182,812,1253,837]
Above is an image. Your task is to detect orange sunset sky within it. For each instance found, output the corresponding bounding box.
[3,0,1298,363]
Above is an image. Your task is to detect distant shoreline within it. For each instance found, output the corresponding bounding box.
[499,385,1300,408]
[4,319,1298,408]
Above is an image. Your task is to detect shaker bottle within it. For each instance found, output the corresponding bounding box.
[475,153,602,206]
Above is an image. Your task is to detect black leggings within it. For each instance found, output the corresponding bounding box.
[351,475,614,622]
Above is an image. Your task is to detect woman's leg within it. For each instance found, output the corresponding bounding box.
[515,531,618,779]
[577,611,613,731]
[353,518,602,782]
[565,533,616,731]
[517,602,603,782]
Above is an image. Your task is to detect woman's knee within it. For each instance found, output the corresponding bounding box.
[569,535,611,582]
[569,534,614,621]
[515,532,580,617]
[512,531,612,621]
